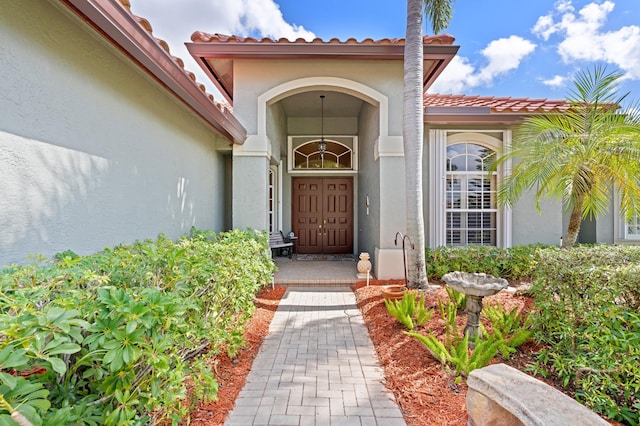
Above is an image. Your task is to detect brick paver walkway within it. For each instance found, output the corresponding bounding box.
[225,286,406,425]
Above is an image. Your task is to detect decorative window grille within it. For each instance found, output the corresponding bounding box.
[293,140,352,170]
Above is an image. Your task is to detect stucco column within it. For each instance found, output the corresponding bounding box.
[374,135,407,280]
[232,136,270,230]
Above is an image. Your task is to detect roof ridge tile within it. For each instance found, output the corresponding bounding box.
[189,32,455,46]
[424,93,569,113]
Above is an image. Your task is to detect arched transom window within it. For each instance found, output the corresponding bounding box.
[293,140,353,170]
[446,143,497,246]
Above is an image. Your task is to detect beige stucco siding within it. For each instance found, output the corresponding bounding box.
[233,59,404,137]
[0,1,230,265]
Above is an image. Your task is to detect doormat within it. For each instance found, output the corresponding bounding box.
[293,254,357,262]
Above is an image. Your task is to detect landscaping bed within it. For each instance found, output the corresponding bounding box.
[2,243,637,425]
[189,279,627,425]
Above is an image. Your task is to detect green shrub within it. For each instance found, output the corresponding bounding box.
[530,245,640,425]
[384,291,433,330]
[425,245,542,281]
[0,229,276,425]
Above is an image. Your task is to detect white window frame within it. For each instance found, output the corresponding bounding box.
[626,214,640,239]
[446,157,498,246]
[613,192,640,241]
[268,165,278,233]
[429,130,512,248]
[288,135,358,174]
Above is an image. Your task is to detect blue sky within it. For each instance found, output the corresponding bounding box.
[132,0,640,103]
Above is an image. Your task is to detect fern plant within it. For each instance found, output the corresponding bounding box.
[438,298,460,341]
[384,291,433,330]
[406,298,504,378]
[406,331,502,378]
[483,304,533,360]
[445,286,467,311]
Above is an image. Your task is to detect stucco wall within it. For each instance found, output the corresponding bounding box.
[512,194,563,246]
[357,103,381,258]
[232,156,269,230]
[0,1,230,265]
[234,60,404,137]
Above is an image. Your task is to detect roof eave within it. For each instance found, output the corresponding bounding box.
[59,0,247,144]
[186,41,460,104]
[423,46,459,91]
[424,107,531,126]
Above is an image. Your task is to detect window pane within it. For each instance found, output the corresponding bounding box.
[445,143,497,246]
[628,214,640,238]
[293,141,353,169]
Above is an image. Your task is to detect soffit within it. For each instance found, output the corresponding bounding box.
[187,33,459,104]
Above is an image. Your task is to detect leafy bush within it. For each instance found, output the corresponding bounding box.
[426,245,542,281]
[530,245,640,425]
[0,229,275,425]
[384,291,433,330]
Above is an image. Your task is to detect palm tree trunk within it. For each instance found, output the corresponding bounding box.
[563,193,585,248]
[403,0,428,289]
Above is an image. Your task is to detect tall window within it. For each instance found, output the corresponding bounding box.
[446,143,497,246]
[268,167,276,232]
[626,214,640,239]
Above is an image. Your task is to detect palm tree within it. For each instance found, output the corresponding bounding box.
[403,0,454,288]
[495,66,640,248]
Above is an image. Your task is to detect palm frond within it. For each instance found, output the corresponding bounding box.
[495,65,640,246]
[423,0,454,34]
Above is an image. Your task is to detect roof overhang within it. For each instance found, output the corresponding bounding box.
[187,34,460,104]
[58,0,246,144]
[424,107,532,126]
[423,95,570,126]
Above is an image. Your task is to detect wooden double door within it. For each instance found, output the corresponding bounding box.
[292,177,353,254]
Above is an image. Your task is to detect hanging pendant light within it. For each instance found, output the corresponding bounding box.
[318,95,327,157]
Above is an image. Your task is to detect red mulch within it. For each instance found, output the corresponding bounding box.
[186,285,286,425]
[184,281,619,425]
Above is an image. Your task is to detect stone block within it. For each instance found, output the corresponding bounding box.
[466,363,609,426]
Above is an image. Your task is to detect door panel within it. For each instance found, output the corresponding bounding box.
[292,177,353,254]
[293,180,323,254]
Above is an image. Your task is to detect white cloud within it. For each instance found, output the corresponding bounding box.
[541,74,568,88]
[130,0,315,96]
[429,56,476,93]
[532,14,557,41]
[478,36,537,82]
[532,0,640,79]
[429,36,536,94]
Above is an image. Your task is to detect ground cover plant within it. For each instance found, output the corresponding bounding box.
[529,245,640,425]
[0,229,275,425]
[426,244,540,281]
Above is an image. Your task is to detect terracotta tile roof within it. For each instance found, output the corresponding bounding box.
[424,94,569,113]
[117,0,232,114]
[190,32,456,46]
[187,33,458,103]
